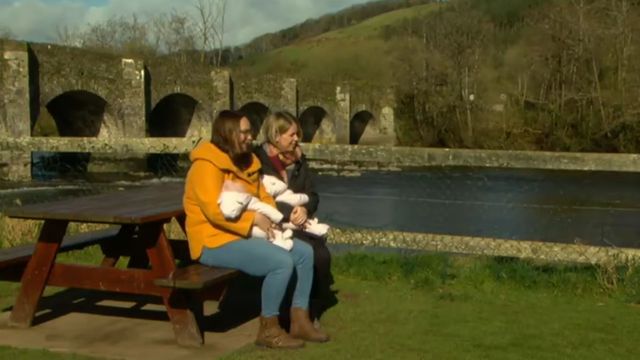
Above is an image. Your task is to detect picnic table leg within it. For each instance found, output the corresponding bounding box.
[140,222,203,347]
[175,214,187,234]
[99,225,135,267]
[169,215,191,262]
[9,219,68,328]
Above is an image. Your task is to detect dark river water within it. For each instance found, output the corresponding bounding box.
[2,167,639,248]
[313,167,640,249]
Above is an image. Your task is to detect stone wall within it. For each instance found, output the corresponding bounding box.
[3,138,640,174]
[234,74,297,112]
[302,144,640,173]
[329,228,640,265]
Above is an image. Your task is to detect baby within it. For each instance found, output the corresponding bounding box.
[261,174,330,237]
[218,180,294,251]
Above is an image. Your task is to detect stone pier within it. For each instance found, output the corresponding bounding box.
[1,41,31,180]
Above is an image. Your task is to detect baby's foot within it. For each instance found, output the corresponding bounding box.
[304,218,330,237]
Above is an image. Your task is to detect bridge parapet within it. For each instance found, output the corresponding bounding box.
[2,137,640,174]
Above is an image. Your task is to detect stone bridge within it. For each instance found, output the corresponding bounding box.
[0,40,396,180]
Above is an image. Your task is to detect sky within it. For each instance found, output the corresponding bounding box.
[0,0,371,46]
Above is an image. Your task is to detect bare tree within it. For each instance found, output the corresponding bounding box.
[81,19,115,50]
[151,10,198,66]
[55,25,82,47]
[152,11,196,54]
[607,0,635,112]
[80,14,155,57]
[403,4,489,147]
[0,26,15,40]
[192,0,228,66]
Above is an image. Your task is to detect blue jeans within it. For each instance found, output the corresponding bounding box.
[199,238,314,317]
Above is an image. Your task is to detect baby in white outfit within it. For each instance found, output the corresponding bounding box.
[218,180,294,251]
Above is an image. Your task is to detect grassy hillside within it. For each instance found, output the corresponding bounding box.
[232,3,438,84]
[240,0,640,153]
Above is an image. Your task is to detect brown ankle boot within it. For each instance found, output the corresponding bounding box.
[255,316,305,349]
[289,307,330,342]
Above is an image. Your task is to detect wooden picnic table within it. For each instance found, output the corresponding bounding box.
[2,181,211,346]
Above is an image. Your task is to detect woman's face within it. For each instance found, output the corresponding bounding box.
[237,117,253,153]
[276,123,299,152]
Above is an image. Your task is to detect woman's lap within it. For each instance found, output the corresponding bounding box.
[199,237,313,277]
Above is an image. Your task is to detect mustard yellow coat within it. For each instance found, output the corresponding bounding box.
[183,142,276,259]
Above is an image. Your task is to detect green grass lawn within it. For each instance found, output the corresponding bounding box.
[224,277,639,360]
[0,346,100,360]
[1,250,639,359]
[222,253,640,359]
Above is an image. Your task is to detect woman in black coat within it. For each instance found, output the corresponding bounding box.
[254,110,336,321]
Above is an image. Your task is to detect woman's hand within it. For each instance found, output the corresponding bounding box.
[253,212,275,238]
[290,206,308,226]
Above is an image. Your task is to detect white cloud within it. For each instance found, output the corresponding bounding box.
[0,0,371,46]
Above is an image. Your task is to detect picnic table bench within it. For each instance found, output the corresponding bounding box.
[0,227,120,281]
[0,182,239,346]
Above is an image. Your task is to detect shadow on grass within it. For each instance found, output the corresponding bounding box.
[0,277,261,334]
[1,271,340,336]
[1,289,169,326]
[211,273,340,332]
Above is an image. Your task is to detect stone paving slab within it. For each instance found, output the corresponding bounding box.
[0,291,258,360]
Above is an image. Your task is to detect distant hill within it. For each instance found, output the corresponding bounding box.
[236,0,434,58]
[231,3,438,84]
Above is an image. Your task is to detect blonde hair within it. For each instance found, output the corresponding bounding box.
[260,111,302,147]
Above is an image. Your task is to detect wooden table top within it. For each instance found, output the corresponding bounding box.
[4,182,185,224]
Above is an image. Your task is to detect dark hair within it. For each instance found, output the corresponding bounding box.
[211,110,252,169]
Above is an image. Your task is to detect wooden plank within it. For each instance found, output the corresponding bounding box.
[47,264,167,296]
[9,220,68,328]
[0,227,120,270]
[4,182,185,224]
[154,264,239,290]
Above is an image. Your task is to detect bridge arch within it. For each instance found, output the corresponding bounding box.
[147,93,199,176]
[36,90,110,176]
[350,110,374,145]
[148,93,198,137]
[239,102,270,139]
[299,106,331,143]
[44,90,107,137]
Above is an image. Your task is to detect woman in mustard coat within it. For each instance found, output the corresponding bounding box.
[183,110,329,349]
